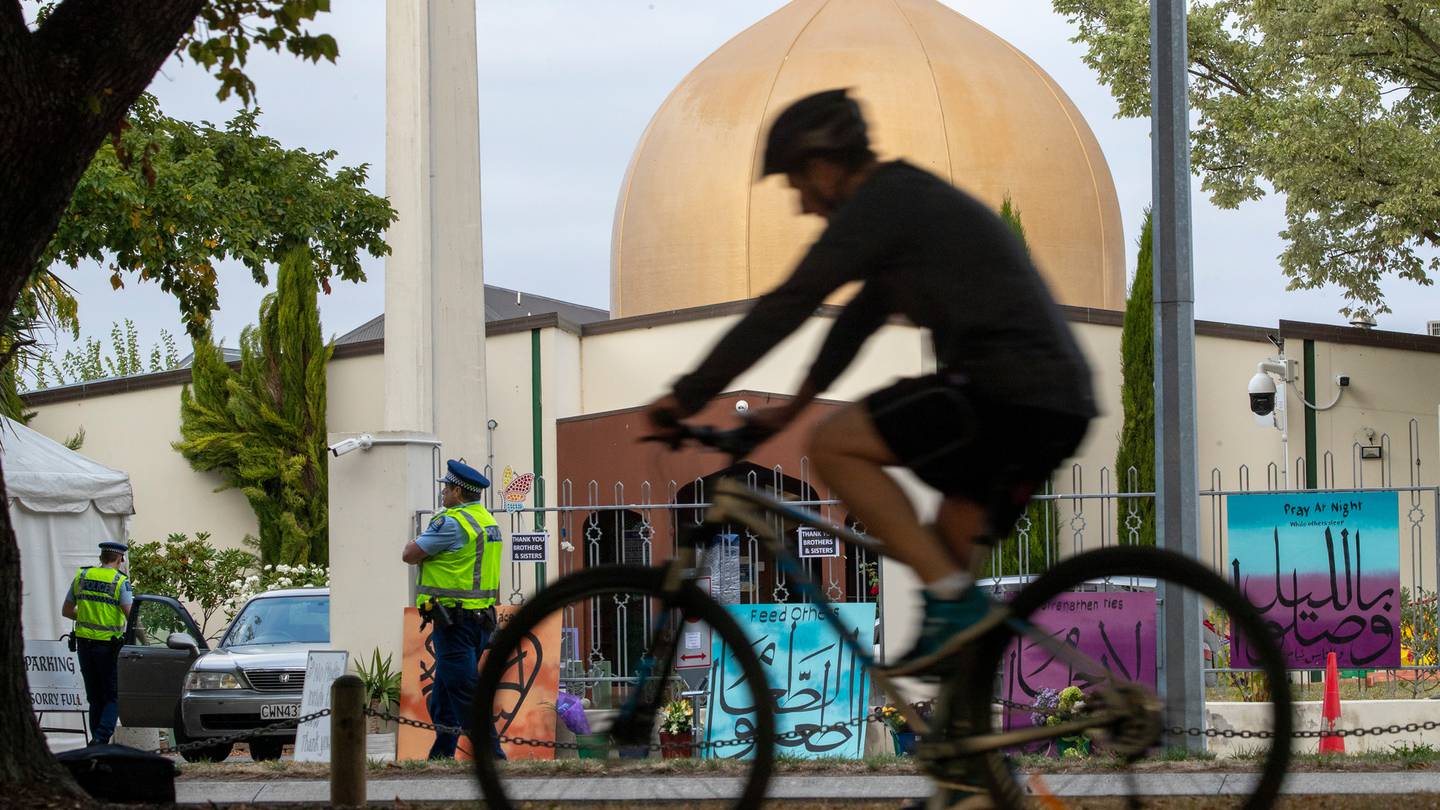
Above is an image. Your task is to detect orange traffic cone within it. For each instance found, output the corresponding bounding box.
[1319,651,1345,754]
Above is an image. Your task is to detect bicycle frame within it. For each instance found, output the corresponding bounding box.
[676,477,1144,756]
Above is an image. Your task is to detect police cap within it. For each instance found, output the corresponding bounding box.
[98,541,129,554]
[437,459,490,493]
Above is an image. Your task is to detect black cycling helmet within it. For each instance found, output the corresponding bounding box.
[760,88,873,177]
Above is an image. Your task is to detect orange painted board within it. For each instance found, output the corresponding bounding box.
[398,606,560,761]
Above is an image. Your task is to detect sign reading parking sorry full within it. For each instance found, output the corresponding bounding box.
[23,640,86,712]
[797,527,840,559]
[511,532,549,563]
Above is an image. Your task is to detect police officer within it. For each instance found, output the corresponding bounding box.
[401,459,506,760]
[62,541,133,746]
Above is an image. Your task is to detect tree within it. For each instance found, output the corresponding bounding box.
[1115,209,1156,546]
[985,195,1058,579]
[175,245,331,567]
[43,93,391,335]
[0,269,79,421]
[31,319,179,389]
[0,2,353,799]
[1053,0,1440,319]
[125,531,257,640]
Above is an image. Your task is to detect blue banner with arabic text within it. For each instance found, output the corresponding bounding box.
[704,602,874,759]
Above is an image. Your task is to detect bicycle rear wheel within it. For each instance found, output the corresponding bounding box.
[936,545,1293,810]
[471,565,776,810]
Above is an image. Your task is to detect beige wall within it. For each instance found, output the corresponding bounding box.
[578,315,926,417]
[27,384,259,549]
[1305,340,1440,490]
[23,314,1440,601]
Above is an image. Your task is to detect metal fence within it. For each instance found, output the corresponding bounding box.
[479,418,1440,699]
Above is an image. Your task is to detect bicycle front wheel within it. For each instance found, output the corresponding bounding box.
[938,545,1293,810]
[471,565,776,810]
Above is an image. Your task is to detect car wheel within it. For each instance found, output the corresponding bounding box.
[173,707,234,763]
[247,737,286,761]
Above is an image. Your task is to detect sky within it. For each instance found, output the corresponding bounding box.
[38,0,1440,362]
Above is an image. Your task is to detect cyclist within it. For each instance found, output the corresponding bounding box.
[646,88,1095,676]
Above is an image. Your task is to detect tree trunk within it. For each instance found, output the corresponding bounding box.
[0,1,206,801]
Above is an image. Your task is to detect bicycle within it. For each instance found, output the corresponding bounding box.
[471,423,1293,810]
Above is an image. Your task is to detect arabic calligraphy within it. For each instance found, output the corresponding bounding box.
[999,592,1157,745]
[705,603,875,760]
[1228,492,1401,668]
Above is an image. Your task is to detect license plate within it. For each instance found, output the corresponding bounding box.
[260,703,299,720]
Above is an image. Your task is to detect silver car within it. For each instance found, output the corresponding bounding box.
[118,587,330,762]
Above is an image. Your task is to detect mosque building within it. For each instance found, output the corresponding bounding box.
[21,0,1440,660]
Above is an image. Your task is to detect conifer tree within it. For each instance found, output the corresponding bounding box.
[1116,209,1156,546]
[175,245,331,565]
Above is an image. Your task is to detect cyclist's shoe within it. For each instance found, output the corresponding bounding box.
[880,586,1005,677]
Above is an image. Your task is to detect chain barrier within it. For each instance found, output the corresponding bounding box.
[150,709,331,756]
[365,702,935,753]
[145,699,1440,759]
[1167,718,1440,741]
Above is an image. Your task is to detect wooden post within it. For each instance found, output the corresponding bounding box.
[331,673,366,808]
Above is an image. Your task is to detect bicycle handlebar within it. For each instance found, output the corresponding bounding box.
[640,421,773,462]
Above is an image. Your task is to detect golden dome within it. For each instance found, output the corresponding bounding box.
[611,0,1125,317]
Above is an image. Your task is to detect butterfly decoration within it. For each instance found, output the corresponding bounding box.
[500,466,534,512]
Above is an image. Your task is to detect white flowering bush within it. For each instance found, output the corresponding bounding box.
[221,562,330,620]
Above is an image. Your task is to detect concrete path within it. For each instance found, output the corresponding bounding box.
[175,772,1440,803]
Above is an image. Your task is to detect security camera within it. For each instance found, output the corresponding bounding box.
[1248,372,1277,416]
[735,399,750,414]
[1336,374,1350,388]
[329,434,373,457]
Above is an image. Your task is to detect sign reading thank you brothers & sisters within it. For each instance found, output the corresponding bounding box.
[1227,491,1401,668]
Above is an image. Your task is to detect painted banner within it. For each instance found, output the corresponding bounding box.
[398,606,561,760]
[998,591,1157,739]
[705,603,874,760]
[1227,491,1401,668]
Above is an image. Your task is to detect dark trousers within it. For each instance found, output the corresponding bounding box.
[76,636,122,745]
[427,612,506,760]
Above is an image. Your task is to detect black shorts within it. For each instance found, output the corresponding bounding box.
[864,373,1090,538]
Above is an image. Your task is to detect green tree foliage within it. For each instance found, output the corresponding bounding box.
[126,531,257,640]
[985,195,1057,579]
[31,319,179,389]
[1053,0,1440,319]
[175,245,331,566]
[41,94,393,335]
[1115,209,1156,546]
[0,271,79,421]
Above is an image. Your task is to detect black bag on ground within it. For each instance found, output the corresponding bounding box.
[55,744,178,804]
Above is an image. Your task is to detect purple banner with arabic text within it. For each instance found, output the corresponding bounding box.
[999,591,1157,739]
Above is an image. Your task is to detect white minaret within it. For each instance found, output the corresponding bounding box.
[383,0,488,448]
[329,0,488,697]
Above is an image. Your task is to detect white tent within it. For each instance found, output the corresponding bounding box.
[7,417,134,642]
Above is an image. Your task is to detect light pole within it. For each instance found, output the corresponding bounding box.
[1149,0,1204,751]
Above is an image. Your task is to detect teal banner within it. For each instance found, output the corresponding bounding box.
[704,602,875,759]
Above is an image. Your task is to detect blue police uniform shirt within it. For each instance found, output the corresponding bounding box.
[67,571,134,610]
[415,500,501,556]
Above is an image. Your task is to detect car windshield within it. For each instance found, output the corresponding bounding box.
[222,595,329,647]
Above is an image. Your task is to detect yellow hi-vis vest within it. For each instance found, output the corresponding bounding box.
[416,502,502,610]
[73,566,128,640]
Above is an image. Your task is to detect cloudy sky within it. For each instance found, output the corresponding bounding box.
[41,0,1439,362]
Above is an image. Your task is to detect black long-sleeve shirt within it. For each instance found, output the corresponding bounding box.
[672,160,1096,419]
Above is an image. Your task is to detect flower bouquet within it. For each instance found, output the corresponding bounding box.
[659,698,695,758]
[1030,685,1092,757]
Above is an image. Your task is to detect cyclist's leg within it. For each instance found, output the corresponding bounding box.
[935,496,988,574]
[808,402,963,584]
